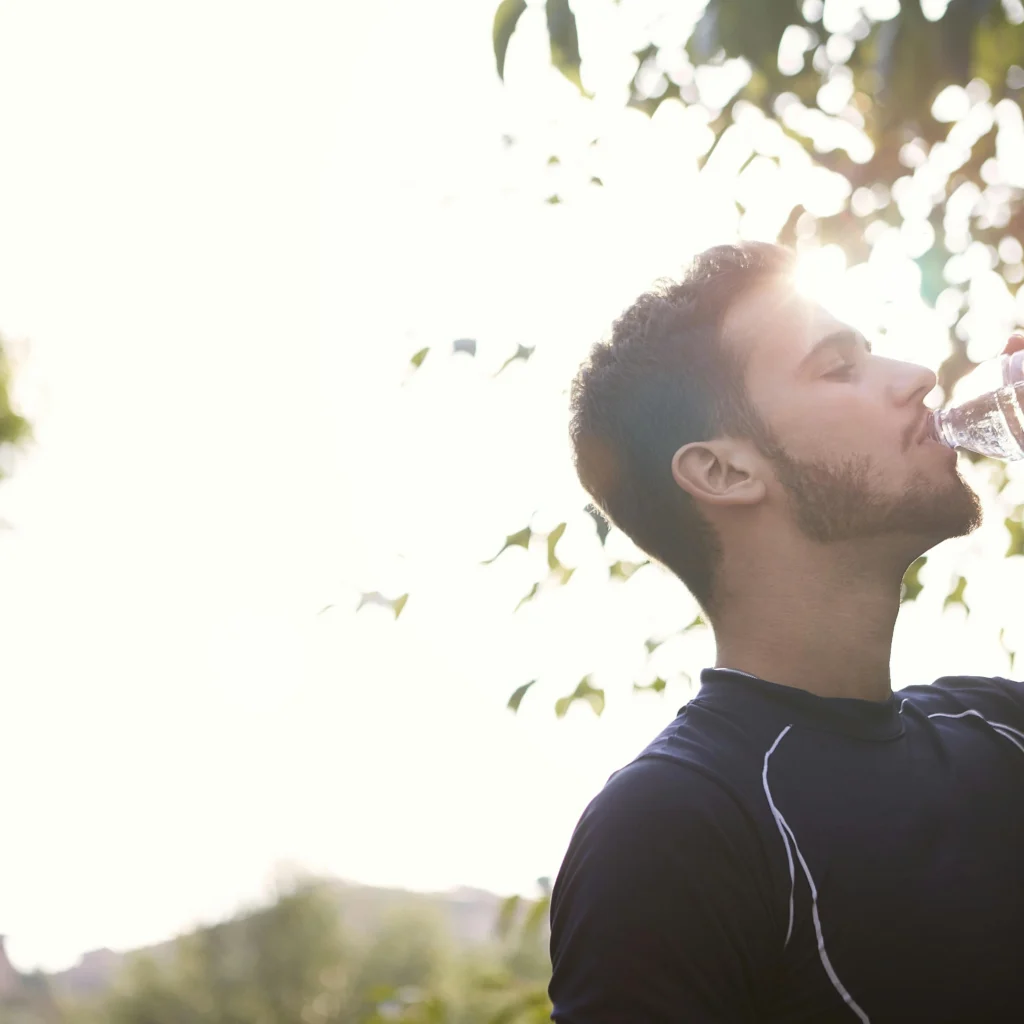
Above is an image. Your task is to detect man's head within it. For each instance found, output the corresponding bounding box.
[568,242,980,612]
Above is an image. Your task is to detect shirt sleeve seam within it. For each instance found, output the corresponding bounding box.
[631,751,789,947]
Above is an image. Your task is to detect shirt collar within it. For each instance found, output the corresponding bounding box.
[697,667,905,741]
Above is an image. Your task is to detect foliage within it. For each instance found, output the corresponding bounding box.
[39,878,553,1024]
[486,0,1024,393]
[0,970,60,1024]
[379,0,1024,713]
[65,879,350,1024]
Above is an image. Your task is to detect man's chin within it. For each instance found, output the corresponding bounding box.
[769,446,983,544]
[836,465,983,543]
[919,471,983,540]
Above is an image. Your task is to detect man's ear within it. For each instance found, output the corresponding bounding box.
[671,439,767,507]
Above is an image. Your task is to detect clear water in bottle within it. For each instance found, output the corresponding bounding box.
[932,350,1024,461]
[933,383,1024,460]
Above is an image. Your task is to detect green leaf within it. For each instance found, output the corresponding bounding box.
[609,559,648,581]
[545,0,587,95]
[943,575,969,614]
[507,679,537,712]
[643,636,665,654]
[0,338,32,468]
[1000,628,1016,673]
[494,344,536,377]
[683,613,705,632]
[1006,514,1024,557]
[514,581,540,612]
[482,526,532,564]
[493,0,528,81]
[633,676,667,694]
[356,591,409,619]
[554,675,605,718]
[901,556,928,603]
[546,522,567,570]
[410,346,429,369]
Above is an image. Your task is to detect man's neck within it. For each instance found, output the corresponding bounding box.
[711,539,907,703]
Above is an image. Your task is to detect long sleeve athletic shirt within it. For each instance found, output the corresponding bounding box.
[549,668,1024,1023]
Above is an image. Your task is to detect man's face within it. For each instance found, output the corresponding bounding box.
[723,279,981,546]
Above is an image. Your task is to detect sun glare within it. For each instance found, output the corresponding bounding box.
[793,241,961,371]
[794,244,849,310]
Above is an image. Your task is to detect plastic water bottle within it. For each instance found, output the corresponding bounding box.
[932,351,1024,460]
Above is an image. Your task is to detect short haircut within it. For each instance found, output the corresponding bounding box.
[568,242,796,611]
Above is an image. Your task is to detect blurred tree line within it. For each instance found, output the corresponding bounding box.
[0,878,552,1024]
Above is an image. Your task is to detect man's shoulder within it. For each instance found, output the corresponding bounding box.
[635,695,783,774]
[556,754,774,926]
[575,749,765,860]
[588,697,791,831]
[598,753,743,818]
[550,745,784,1023]
[896,674,1024,726]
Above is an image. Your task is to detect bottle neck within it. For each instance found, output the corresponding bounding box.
[933,409,958,450]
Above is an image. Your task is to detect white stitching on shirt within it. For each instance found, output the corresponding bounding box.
[762,726,795,947]
[992,726,1024,755]
[757,698,1024,1018]
[923,708,1024,756]
[762,725,871,1023]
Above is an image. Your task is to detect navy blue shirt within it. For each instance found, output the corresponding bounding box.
[549,668,1024,1022]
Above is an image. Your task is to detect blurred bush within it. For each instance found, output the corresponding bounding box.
[0,877,552,1024]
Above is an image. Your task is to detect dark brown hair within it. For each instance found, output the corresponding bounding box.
[568,242,795,610]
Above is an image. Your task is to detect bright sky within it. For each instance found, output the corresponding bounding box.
[0,0,1022,974]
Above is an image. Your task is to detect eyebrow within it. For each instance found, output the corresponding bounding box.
[798,328,872,369]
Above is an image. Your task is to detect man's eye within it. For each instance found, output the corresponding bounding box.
[823,363,855,381]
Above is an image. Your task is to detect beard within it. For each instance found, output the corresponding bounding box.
[762,443,982,545]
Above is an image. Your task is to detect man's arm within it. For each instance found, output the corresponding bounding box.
[549,757,783,1023]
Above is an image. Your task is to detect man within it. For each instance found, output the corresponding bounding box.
[549,241,1024,1022]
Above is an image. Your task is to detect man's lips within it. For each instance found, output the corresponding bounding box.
[915,410,937,445]
[904,410,935,450]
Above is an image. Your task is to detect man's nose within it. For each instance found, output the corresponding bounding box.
[888,361,937,407]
